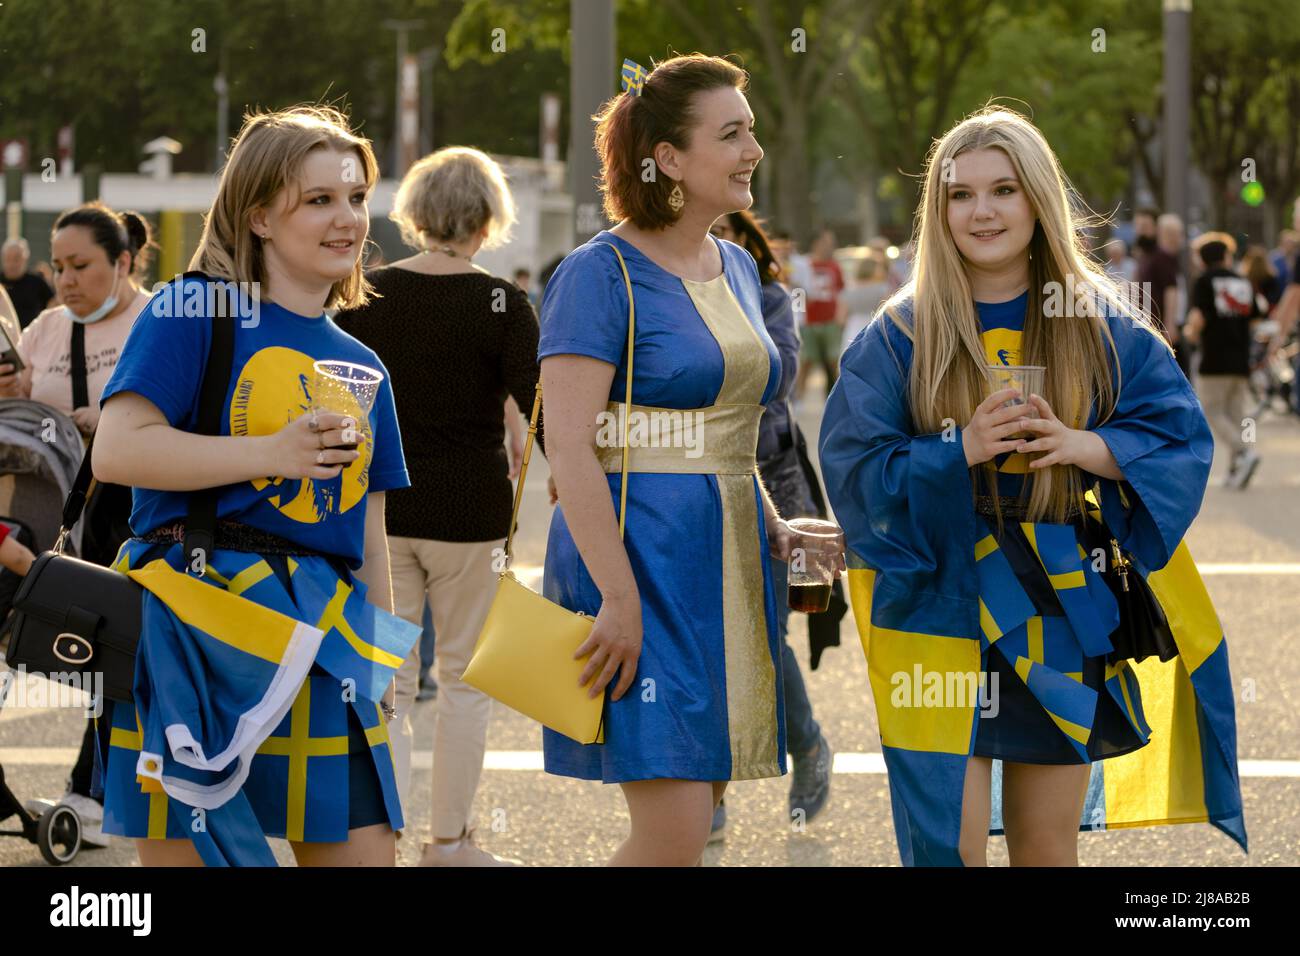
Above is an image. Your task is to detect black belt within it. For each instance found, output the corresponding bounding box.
[140,518,330,557]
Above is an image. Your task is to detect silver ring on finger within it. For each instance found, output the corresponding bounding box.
[316,449,325,465]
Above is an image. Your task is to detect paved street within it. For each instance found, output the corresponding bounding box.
[3,385,1298,867]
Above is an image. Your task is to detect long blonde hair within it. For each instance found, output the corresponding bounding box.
[881,106,1166,523]
[190,104,379,311]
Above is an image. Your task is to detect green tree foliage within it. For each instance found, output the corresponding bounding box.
[3,0,1295,238]
[1188,0,1300,228]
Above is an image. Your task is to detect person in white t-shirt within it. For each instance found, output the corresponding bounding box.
[0,202,154,436]
[840,254,892,350]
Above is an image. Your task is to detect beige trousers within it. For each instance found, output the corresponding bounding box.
[1197,374,1252,458]
[388,535,503,839]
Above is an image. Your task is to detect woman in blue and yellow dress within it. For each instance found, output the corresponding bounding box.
[539,54,800,865]
[820,107,1246,866]
[92,106,419,866]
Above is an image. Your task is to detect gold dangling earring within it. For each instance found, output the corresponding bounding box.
[668,181,685,213]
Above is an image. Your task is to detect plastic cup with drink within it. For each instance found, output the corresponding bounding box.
[786,518,845,614]
[986,364,1045,438]
[310,360,384,456]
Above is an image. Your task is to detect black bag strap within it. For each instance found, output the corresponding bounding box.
[60,438,97,542]
[182,288,237,570]
[56,273,235,560]
[70,321,89,411]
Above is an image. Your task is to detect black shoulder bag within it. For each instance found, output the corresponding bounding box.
[4,297,234,703]
[1079,500,1179,666]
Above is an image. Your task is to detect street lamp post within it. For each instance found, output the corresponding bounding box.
[214,43,229,172]
[569,0,614,246]
[383,19,426,179]
[1163,1,1192,274]
[418,46,441,157]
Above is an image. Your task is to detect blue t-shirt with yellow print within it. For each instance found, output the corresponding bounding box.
[100,275,408,568]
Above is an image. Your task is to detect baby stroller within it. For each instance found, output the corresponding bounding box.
[0,399,93,864]
[0,665,86,865]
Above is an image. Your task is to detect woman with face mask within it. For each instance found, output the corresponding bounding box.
[0,204,153,847]
[0,203,154,436]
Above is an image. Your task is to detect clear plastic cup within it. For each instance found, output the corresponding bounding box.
[311,360,384,450]
[987,364,1044,439]
[786,518,844,614]
[986,364,1045,409]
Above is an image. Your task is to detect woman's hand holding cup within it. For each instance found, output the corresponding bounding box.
[274,409,361,480]
[962,387,1030,467]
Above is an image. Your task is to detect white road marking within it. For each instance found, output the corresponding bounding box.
[1198,563,1300,575]
[500,564,1300,588]
[1,747,1296,777]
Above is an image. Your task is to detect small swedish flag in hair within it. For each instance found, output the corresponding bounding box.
[621,58,648,96]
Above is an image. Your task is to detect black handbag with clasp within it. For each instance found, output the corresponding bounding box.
[1080,510,1179,665]
[4,285,234,703]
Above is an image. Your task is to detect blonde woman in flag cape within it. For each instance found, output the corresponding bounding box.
[819,107,1246,866]
[91,106,420,866]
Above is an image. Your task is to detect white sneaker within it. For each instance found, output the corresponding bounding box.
[57,793,111,848]
[418,827,522,867]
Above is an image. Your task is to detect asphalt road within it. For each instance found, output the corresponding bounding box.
[2,390,1297,867]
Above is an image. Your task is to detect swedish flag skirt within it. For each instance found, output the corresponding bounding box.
[100,540,406,843]
[971,516,1148,765]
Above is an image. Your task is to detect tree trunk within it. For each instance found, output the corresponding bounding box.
[775,109,813,247]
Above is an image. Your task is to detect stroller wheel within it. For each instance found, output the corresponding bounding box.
[37,804,81,865]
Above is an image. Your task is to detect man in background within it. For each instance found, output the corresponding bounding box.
[1,238,54,330]
[1183,233,1264,488]
[513,267,539,310]
[1131,206,1160,269]
[795,228,845,399]
[1139,213,1190,376]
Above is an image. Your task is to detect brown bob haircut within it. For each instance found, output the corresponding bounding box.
[593,53,748,230]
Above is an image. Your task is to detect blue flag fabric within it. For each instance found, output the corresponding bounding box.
[101,540,421,865]
[821,301,1246,865]
[620,58,648,95]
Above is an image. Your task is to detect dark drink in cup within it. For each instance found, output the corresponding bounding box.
[788,582,832,614]
[786,518,844,614]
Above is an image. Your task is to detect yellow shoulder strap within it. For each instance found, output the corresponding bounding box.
[503,241,636,566]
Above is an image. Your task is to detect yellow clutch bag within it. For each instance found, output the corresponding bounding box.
[461,241,636,745]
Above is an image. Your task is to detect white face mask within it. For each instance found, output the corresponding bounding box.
[65,266,122,325]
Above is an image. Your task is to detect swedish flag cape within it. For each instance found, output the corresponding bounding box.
[819,304,1246,866]
[102,539,420,866]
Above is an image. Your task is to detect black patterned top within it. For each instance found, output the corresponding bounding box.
[336,266,540,542]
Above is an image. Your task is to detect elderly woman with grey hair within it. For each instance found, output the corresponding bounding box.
[336,146,538,866]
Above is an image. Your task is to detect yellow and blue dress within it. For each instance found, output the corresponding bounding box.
[538,231,786,782]
[95,276,421,865]
[820,292,1246,866]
